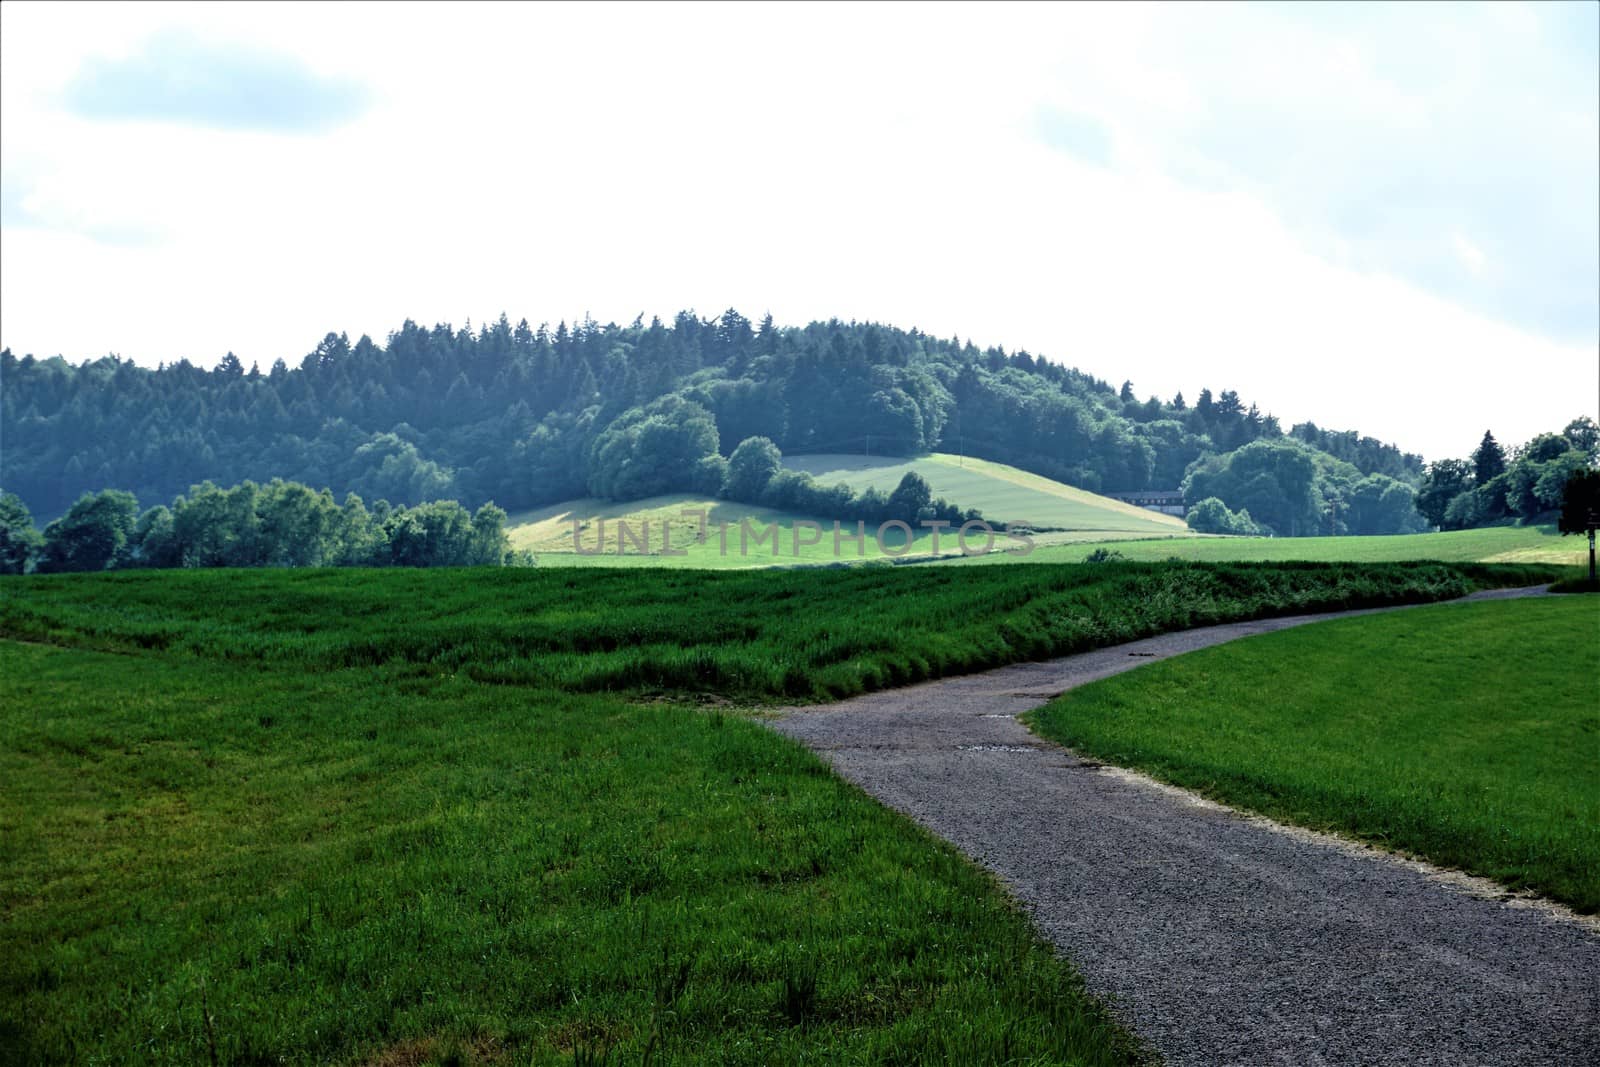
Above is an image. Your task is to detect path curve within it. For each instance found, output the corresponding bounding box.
[773,588,1599,1066]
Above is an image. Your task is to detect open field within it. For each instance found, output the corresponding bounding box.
[950,523,1589,566]
[0,562,1564,1064]
[0,641,1136,1066]
[1028,596,1600,912]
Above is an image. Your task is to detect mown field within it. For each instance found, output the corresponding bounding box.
[1029,596,1600,912]
[0,562,1568,1064]
[952,523,1587,567]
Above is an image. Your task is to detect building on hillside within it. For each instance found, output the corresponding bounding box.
[1106,490,1186,517]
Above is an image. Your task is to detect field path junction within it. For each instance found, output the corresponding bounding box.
[773,587,1599,1066]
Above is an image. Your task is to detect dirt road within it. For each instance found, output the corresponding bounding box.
[773,589,1599,1065]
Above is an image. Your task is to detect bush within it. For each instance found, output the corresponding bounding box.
[1548,576,1599,594]
[722,436,783,502]
[1186,497,1266,536]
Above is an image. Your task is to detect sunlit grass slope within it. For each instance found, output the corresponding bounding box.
[784,453,1189,536]
[1028,596,1600,911]
[951,524,1588,566]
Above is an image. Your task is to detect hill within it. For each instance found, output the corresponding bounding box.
[1,312,1426,529]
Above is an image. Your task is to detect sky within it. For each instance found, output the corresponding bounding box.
[2,1,1596,462]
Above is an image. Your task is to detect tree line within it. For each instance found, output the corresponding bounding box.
[1412,419,1599,530]
[0,481,511,574]
[2,310,1423,525]
[1181,418,1596,538]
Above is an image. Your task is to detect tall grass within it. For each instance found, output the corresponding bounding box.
[0,561,1560,701]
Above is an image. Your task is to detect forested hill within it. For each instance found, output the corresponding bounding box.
[0,311,1422,521]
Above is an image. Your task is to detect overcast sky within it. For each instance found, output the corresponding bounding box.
[2,0,1596,460]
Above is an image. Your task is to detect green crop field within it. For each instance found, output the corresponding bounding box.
[951,523,1589,567]
[0,562,1561,1064]
[1028,596,1600,912]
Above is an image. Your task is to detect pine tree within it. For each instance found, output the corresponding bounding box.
[1472,430,1506,483]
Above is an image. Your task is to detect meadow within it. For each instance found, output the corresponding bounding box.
[0,561,1571,1064]
[1028,596,1600,912]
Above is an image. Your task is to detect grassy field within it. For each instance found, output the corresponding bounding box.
[0,563,1568,1064]
[1,642,1136,1066]
[951,523,1588,567]
[1028,596,1600,912]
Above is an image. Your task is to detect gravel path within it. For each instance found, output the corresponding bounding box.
[772,588,1600,1066]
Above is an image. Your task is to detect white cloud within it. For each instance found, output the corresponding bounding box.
[1452,234,1487,277]
[1,0,1594,461]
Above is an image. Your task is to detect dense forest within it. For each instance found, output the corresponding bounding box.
[1,311,1428,531]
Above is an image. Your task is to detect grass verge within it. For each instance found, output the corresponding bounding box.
[1027,597,1600,912]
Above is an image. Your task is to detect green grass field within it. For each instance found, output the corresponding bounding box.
[0,562,1563,1064]
[951,523,1588,567]
[1028,596,1600,912]
[1,642,1135,1066]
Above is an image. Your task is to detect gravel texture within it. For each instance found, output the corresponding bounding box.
[773,588,1599,1066]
